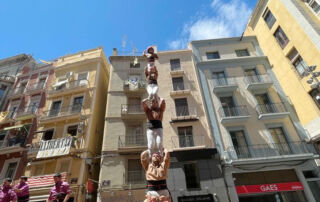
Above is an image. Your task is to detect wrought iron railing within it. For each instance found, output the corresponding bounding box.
[118,135,147,148]
[172,82,190,91]
[49,79,89,92]
[27,82,46,91]
[171,135,205,148]
[41,105,83,118]
[0,133,27,149]
[127,170,145,185]
[16,105,38,117]
[212,77,237,87]
[218,106,249,118]
[244,74,272,84]
[10,86,26,96]
[121,104,144,115]
[256,103,288,114]
[123,80,146,91]
[172,106,197,117]
[226,141,317,160]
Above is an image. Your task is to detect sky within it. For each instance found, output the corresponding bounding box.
[0,0,257,62]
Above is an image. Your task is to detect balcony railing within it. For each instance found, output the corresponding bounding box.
[171,135,205,149]
[127,170,145,185]
[16,106,38,117]
[244,74,272,84]
[10,86,26,96]
[121,104,144,115]
[41,105,83,119]
[226,141,317,160]
[0,75,15,83]
[172,82,190,91]
[212,77,237,87]
[27,82,46,91]
[0,132,27,149]
[256,103,288,114]
[123,80,146,92]
[171,106,198,122]
[118,135,147,148]
[49,79,89,93]
[218,106,249,118]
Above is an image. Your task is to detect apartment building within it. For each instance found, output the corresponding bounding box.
[0,54,34,111]
[25,47,109,202]
[0,61,53,184]
[189,36,319,202]
[98,48,229,202]
[244,0,320,164]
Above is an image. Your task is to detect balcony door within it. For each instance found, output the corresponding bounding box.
[126,125,143,146]
[230,130,250,159]
[178,126,194,147]
[128,97,141,113]
[245,68,260,83]
[220,96,236,116]
[175,98,189,116]
[255,93,274,113]
[269,127,291,155]
[72,96,83,113]
[212,71,227,86]
[49,101,62,116]
[172,77,185,91]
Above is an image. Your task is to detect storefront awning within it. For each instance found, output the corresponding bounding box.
[52,80,67,87]
[3,124,24,130]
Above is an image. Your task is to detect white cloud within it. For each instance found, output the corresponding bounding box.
[168,0,252,49]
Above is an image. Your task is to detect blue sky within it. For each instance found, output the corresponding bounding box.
[0,0,256,61]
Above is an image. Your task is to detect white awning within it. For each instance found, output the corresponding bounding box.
[52,80,67,87]
[3,124,24,130]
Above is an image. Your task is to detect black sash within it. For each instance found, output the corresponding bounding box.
[147,120,163,129]
[147,180,167,191]
[17,195,29,202]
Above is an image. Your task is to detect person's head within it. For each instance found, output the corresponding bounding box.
[20,176,28,183]
[151,152,162,166]
[53,173,62,183]
[147,46,154,54]
[3,178,12,187]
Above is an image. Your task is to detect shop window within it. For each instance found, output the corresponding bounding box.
[274,26,289,49]
[206,52,220,60]
[262,7,276,29]
[184,163,200,189]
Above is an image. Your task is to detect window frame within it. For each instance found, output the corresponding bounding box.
[206,51,220,60]
[287,48,307,77]
[273,26,289,49]
[0,158,21,181]
[41,128,55,141]
[235,49,250,57]
[262,7,276,29]
[309,89,320,109]
[183,162,201,190]
[305,0,320,14]
[170,59,181,71]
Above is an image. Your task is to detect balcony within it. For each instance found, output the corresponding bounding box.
[170,82,191,96]
[35,137,79,159]
[170,66,184,76]
[218,106,250,124]
[0,130,27,153]
[121,104,145,119]
[226,141,317,163]
[171,135,205,150]
[15,106,38,120]
[118,135,147,153]
[9,86,26,98]
[127,170,145,186]
[40,105,84,123]
[123,80,146,94]
[256,103,290,120]
[171,106,199,123]
[244,74,273,91]
[211,77,238,94]
[48,79,89,98]
[27,82,46,94]
[0,75,15,83]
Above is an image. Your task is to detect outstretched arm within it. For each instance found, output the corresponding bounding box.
[142,100,149,113]
[141,150,149,171]
[162,149,170,170]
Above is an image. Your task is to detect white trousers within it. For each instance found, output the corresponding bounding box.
[147,84,158,99]
[147,128,163,155]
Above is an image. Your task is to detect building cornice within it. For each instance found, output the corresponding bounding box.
[247,0,268,29]
[196,56,268,67]
[190,36,258,47]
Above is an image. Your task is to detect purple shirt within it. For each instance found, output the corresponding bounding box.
[48,181,71,200]
[13,182,29,197]
[0,186,17,202]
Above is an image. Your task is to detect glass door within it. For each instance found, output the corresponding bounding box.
[212,71,227,86]
[230,130,250,159]
[245,69,260,83]
[220,96,236,116]
[269,127,291,155]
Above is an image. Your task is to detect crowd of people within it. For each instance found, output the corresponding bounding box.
[0,173,71,202]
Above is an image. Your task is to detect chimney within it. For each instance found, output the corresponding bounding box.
[112,48,118,56]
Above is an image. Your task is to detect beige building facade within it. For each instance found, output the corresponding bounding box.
[190,36,319,202]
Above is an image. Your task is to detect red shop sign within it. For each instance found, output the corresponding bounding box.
[236,182,304,194]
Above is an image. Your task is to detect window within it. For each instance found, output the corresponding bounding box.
[9,106,18,119]
[170,59,181,71]
[49,101,62,116]
[130,63,140,68]
[55,77,67,90]
[0,85,7,100]
[77,72,88,80]
[67,125,78,137]
[303,169,320,201]
[263,8,276,29]
[310,89,320,109]
[274,26,289,49]
[255,93,274,113]
[72,96,83,112]
[269,127,291,155]
[306,0,320,14]
[220,96,236,116]
[212,71,227,86]
[245,68,260,83]
[29,102,39,114]
[0,131,8,147]
[235,49,250,57]
[42,129,54,141]
[126,125,143,145]
[128,97,141,113]
[287,48,307,77]
[128,159,144,184]
[172,77,185,91]
[206,52,220,60]
[174,98,189,116]
[178,126,194,147]
[184,163,200,189]
[229,130,250,158]
[4,162,18,179]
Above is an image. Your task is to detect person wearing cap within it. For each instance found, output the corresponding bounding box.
[13,176,29,202]
[47,173,72,202]
[0,178,17,202]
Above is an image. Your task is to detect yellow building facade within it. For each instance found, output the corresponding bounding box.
[244,0,320,148]
[25,48,109,201]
